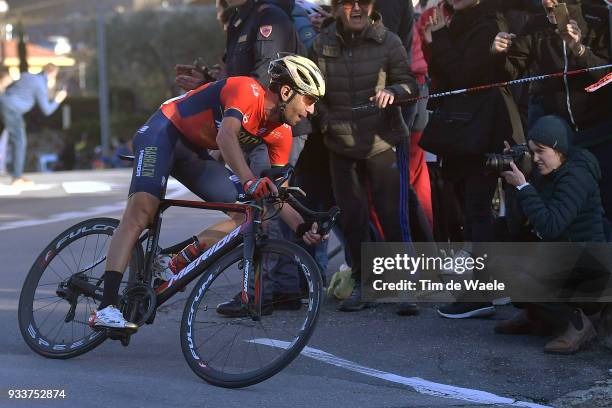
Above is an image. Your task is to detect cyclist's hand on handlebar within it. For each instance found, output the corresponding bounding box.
[244,177,277,199]
[297,222,328,246]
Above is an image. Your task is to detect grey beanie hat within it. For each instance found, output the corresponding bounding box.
[528,115,573,155]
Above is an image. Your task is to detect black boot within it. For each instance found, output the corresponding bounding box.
[216,292,273,317]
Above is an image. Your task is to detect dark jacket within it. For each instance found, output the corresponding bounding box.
[426,2,516,177]
[224,0,311,135]
[311,13,418,159]
[503,0,612,135]
[517,148,605,242]
[225,0,299,83]
[374,0,414,63]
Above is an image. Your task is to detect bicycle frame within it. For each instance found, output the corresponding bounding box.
[147,198,261,311]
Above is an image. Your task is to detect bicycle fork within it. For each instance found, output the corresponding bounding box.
[241,206,264,321]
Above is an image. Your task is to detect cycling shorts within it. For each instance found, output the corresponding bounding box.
[128,110,241,203]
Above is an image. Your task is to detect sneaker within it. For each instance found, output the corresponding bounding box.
[88,305,139,333]
[11,177,34,186]
[437,302,495,319]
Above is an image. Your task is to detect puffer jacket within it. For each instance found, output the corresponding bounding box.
[311,13,418,159]
[517,147,606,242]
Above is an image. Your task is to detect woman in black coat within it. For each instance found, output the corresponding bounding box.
[424,0,519,319]
[499,115,606,354]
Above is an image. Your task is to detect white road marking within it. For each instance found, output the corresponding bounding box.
[0,182,189,232]
[0,183,55,196]
[62,181,112,194]
[250,338,551,408]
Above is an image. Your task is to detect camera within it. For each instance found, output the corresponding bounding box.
[484,143,532,174]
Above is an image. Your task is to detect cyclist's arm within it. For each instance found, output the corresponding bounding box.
[216,116,256,184]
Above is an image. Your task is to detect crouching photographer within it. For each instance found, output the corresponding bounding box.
[497,114,608,354]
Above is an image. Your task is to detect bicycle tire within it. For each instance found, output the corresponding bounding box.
[18,217,143,359]
[180,239,322,388]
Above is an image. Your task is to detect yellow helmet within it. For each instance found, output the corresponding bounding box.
[268,54,325,99]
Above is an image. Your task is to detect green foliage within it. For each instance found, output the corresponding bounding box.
[102,7,226,111]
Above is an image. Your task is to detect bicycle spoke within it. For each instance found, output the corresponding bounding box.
[33,297,63,313]
[36,299,62,333]
[46,262,68,282]
[66,241,80,272]
[221,327,242,374]
[76,235,88,277]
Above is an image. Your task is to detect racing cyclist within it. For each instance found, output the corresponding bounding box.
[89,55,326,333]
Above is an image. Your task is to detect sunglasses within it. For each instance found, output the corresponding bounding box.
[300,93,318,106]
[338,0,373,8]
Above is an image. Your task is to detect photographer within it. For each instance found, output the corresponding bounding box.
[498,114,606,354]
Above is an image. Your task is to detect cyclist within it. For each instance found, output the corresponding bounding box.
[89,55,326,333]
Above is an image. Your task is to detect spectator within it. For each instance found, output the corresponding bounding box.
[407,23,433,228]
[491,0,612,224]
[0,66,13,177]
[421,0,522,319]
[0,64,67,185]
[310,0,418,312]
[374,0,414,62]
[498,114,606,354]
[293,0,319,49]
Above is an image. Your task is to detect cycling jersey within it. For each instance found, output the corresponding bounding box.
[160,76,292,166]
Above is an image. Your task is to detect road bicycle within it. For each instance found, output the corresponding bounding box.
[18,164,339,388]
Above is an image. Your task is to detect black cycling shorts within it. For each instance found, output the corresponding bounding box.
[128,110,241,203]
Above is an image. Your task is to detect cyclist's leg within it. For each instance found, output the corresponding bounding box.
[94,111,178,330]
[171,137,245,248]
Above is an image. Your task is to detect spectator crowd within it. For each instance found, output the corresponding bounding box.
[172,0,610,356]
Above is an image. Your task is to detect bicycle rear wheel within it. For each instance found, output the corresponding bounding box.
[18,218,143,359]
[180,239,322,388]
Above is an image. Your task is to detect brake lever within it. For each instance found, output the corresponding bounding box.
[286,186,306,197]
[317,207,340,236]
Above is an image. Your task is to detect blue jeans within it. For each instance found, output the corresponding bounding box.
[0,102,26,178]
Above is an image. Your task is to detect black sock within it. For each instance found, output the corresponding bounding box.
[99,270,123,309]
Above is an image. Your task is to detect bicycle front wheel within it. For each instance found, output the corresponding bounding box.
[180,239,323,388]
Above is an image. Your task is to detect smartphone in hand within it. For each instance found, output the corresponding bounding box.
[553,3,570,32]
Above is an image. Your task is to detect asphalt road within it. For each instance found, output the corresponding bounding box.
[0,170,610,408]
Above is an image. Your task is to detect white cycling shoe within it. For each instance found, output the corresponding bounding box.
[89,305,138,334]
